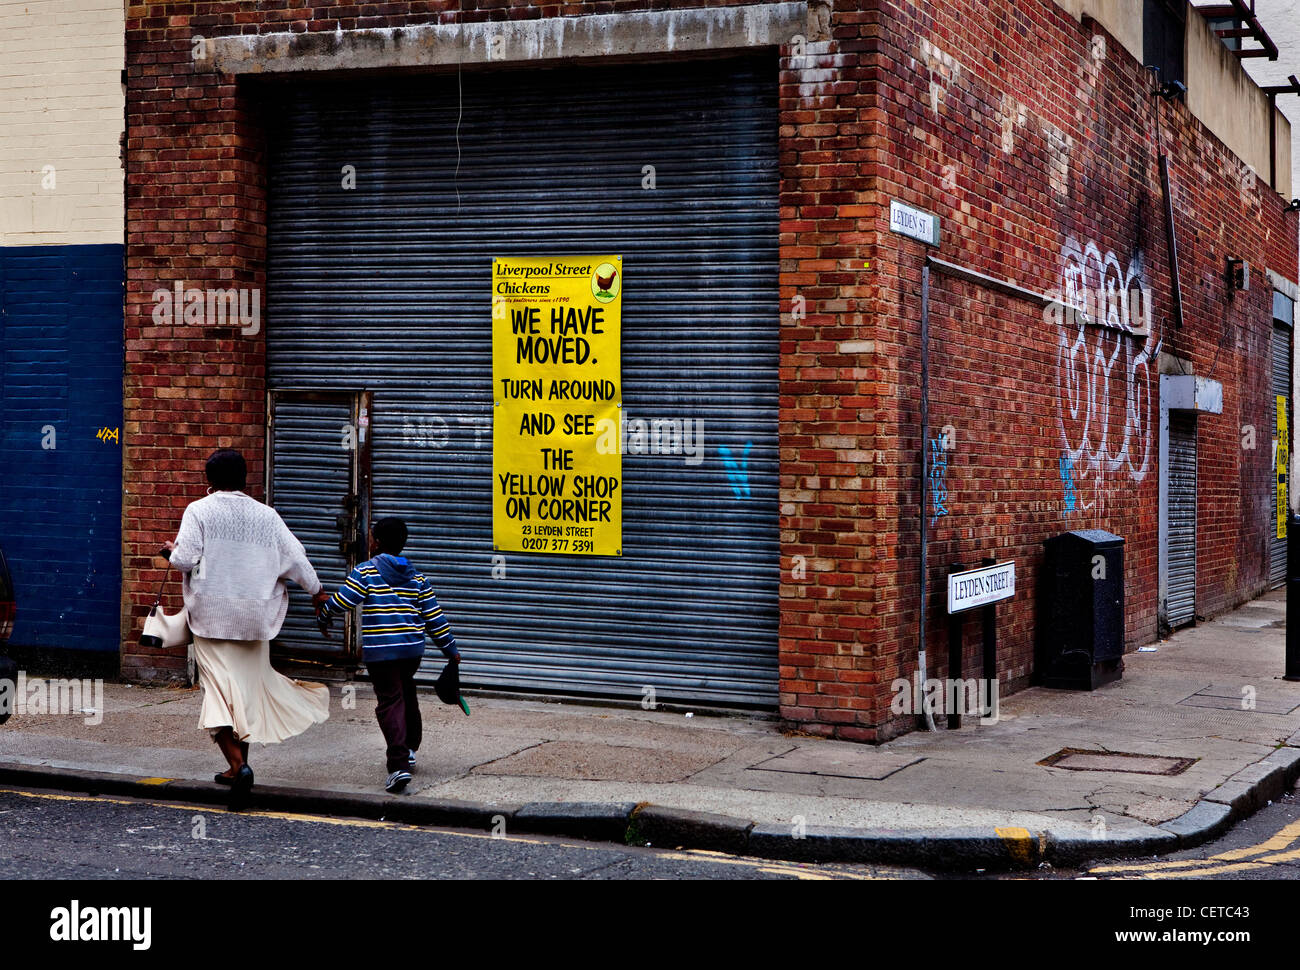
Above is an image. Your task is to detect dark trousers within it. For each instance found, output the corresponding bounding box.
[368,656,422,773]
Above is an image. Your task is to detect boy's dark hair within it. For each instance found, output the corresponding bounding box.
[205,449,247,491]
[373,517,408,555]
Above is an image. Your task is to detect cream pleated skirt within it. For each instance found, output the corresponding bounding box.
[192,635,330,744]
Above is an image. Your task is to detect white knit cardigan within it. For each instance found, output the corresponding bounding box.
[169,491,322,641]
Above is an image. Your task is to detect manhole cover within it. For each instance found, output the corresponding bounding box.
[1038,748,1195,776]
[750,746,923,780]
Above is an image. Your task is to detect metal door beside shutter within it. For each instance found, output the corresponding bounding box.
[264,56,779,706]
[267,391,372,661]
[1272,321,1291,586]
[1167,411,1197,628]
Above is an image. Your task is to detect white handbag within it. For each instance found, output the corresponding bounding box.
[139,550,192,649]
[140,603,191,649]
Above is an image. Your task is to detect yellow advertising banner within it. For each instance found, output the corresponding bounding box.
[1278,395,1288,540]
[492,255,622,556]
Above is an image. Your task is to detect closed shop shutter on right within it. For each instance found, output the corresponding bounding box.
[1271,322,1291,586]
[1167,411,1197,628]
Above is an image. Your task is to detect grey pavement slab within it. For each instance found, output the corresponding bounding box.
[747,745,924,780]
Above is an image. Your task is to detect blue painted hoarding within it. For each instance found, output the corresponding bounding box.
[0,244,123,651]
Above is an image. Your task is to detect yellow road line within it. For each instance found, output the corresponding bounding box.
[1133,861,1270,879]
[0,787,872,878]
[0,787,551,841]
[1091,817,1300,875]
[1092,857,1225,874]
[652,846,875,880]
[1211,818,1300,861]
[756,867,839,880]
[1108,852,1300,880]
[1256,845,1300,865]
[2,788,152,808]
[1117,846,1300,880]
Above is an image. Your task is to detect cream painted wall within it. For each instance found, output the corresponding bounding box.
[1186,9,1281,191]
[1209,0,1300,211]
[1056,1,1294,200]
[1212,1,1300,514]
[1053,0,1144,62]
[0,0,125,246]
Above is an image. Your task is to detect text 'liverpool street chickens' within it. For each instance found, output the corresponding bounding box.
[491,255,623,556]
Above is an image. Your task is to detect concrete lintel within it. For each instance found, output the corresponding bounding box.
[1161,374,1224,415]
[1266,268,1298,303]
[205,3,815,76]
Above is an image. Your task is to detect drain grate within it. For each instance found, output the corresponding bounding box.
[1038,748,1196,776]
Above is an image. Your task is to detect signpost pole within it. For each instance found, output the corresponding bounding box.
[981,556,997,718]
[918,265,934,730]
[1288,513,1300,681]
[946,558,1014,723]
[948,562,964,730]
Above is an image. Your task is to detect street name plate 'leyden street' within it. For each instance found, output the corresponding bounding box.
[947,561,1016,614]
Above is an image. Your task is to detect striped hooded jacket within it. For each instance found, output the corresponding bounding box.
[319,553,459,663]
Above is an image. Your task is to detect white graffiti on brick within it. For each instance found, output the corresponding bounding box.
[1049,236,1162,488]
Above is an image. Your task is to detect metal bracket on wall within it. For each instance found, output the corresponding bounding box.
[925,257,1052,308]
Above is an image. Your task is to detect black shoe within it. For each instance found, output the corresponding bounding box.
[215,756,251,785]
[228,764,254,808]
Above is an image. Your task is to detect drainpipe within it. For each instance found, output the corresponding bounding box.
[1159,154,1186,332]
[1267,91,1276,191]
[918,266,937,730]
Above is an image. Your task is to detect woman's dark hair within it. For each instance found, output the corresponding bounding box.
[205,449,247,492]
[373,517,408,555]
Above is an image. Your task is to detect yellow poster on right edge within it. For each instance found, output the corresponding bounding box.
[1278,395,1288,540]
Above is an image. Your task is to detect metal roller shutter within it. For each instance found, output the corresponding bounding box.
[1167,411,1197,628]
[1271,323,1290,586]
[264,56,780,706]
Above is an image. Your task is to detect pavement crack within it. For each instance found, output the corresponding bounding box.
[469,740,551,773]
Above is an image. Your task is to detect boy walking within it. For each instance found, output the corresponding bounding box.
[317,517,461,793]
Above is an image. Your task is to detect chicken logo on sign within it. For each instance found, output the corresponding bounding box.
[591,261,620,303]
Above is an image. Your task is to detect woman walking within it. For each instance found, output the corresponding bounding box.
[165,449,331,799]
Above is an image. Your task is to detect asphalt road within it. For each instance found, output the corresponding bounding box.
[987,783,1300,881]
[3,781,1296,882]
[0,785,926,881]
[1077,784,1300,881]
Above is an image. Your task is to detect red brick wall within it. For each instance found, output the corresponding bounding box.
[123,1,1298,742]
[122,0,770,682]
[778,0,1295,740]
[124,3,272,681]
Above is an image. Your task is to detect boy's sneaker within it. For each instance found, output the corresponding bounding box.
[408,749,416,769]
[385,769,412,794]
